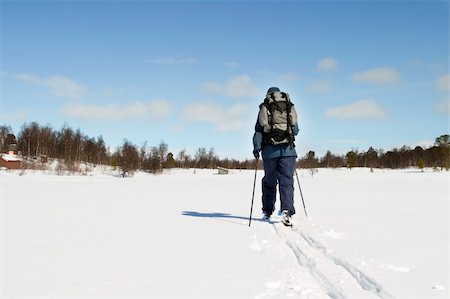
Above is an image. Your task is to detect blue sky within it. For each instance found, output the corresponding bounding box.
[1,0,448,160]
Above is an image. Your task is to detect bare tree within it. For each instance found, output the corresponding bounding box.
[157,141,168,172]
[146,146,161,173]
[434,134,450,169]
[207,147,218,169]
[118,139,139,177]
[177,149,187,168]
[95,136,108,165]
[139,141,147,170]
[195,147,208,168]
[0,125,13,152]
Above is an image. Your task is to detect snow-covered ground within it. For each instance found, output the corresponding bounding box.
[0,167,448,298]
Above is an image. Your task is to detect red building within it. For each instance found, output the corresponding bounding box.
[0,144,22,169]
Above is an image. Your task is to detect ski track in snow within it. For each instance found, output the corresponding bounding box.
[271,222,395,299]
[295,227,394,299]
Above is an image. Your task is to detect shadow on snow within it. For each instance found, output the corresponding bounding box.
[181,211,279,226]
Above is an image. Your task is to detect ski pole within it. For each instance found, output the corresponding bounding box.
[294,168,308,219]
[248,158,258,227]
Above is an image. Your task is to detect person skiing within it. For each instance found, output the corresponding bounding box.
[252,87,299,226]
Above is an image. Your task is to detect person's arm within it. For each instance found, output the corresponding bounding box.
[253,115,263,159]
[292,122,299,136]
[290,105,299,136]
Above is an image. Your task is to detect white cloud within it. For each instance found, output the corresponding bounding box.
[352,67,401,85]
[277,72,299,83]
[309,80,332,92]
[201,82,223,94]
[316,57,338,71]
[0,111,28,122]
[201,75,260,98]
[436,74,450,91]
[46,76,84,98]
[62,100,172,121]
[409,60,444,73]
[145,57,196,65]
[182,102,248,131]
[435,98,450,115]
[13,73,84,98]
[326,99,387,120]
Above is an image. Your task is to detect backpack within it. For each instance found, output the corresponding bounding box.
[258,91,297,147]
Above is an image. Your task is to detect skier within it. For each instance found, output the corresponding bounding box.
[252,87,299,226]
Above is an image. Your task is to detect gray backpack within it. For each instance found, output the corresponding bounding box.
[258,91,297,146]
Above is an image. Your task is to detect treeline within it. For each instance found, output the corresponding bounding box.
[297,135,450,170]
[1,122,449,175]
[111,139,252,176]
[0,122,252,176]
[1,122,109,165]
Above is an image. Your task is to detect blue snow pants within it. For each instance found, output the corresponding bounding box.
[262,156,296,216]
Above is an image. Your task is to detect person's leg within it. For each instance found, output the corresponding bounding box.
[261,157,279,216]
[278,156,296,216]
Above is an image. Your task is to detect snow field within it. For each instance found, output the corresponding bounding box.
[0,167,448,298]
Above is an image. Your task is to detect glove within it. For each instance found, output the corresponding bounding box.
[253,149,260,159]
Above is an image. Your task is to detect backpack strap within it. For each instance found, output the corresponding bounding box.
[281,92,295,148]
[262,99,274,129]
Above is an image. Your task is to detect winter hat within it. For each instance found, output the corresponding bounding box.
[267,87,280,93]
